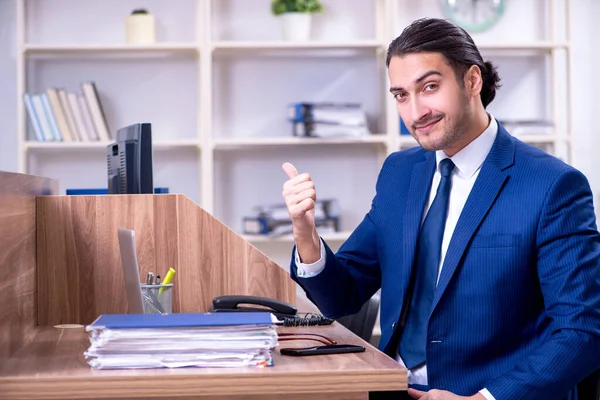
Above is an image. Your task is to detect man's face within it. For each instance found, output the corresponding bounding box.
[388,52,472,153]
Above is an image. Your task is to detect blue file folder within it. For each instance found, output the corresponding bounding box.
[66,188,169,195]
[87,312,275,330]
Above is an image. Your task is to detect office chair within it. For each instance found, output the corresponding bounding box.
[577,369,600,400]
[336,293,380,343]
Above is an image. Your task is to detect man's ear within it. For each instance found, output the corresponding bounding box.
[465,64,483,97]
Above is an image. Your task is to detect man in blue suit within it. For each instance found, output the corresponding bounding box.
[281,18,600,400]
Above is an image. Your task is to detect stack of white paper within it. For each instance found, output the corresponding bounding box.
[84,313,279,369]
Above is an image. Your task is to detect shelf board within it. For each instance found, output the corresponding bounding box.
[395,134,560,150]
[23,43,199,55]
[398,135,417,147]
[513,134,561,144]
[213,135,388,148]
[243,230,351,244]
[22,41,567,54]
[476,42,569,52]
[24,140,201,151]
[212,40,384,52]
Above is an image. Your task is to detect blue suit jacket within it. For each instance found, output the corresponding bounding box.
[291,125,600,399]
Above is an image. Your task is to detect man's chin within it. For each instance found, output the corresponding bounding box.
[413,135,444,152]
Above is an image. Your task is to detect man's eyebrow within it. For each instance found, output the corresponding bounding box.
[389,70,443,93]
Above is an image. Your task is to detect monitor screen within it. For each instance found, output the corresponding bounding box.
[107,123,154,194]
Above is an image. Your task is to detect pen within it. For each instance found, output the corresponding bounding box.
[155,275,161,285]
[146,272,154,285]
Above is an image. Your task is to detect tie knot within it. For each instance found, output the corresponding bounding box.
[439,158,455,178]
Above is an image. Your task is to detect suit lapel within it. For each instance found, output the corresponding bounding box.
[430,126,515,314]
[401,153,436,292]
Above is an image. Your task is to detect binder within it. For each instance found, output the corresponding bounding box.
[87,311,277,330]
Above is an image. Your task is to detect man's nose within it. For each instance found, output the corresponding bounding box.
[410,98,429,126]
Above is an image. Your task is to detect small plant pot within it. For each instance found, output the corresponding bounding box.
[281,12,312,41]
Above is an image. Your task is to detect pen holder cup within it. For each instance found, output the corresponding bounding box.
[140,284,173,314]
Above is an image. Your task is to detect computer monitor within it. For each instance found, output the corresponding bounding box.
[107,123,154,194]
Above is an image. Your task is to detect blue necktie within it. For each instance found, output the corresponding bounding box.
[398,158,455,369]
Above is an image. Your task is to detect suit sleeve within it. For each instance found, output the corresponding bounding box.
[289,160,390,319]
[485,168,600,399]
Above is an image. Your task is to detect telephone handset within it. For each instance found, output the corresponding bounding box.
[211,295,298,319]
[210,295,335,326]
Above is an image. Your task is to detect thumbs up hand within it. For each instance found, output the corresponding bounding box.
[282,162,320,264]
[282,162,316,233]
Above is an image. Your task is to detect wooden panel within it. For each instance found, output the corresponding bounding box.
[0,171,57,358]
[177,196,295,313]
[37,194,295,325]
[153,194,181,311]
[0,322,406,399]
[37,195,179,325]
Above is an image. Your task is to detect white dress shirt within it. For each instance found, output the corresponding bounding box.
[295,116,499,400]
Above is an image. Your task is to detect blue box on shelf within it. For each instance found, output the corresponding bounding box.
[399,118,410,136]
[66,188,170,195]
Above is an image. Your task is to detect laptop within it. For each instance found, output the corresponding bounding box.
[117,228,144,314]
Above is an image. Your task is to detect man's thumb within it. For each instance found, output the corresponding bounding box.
[282,162,299,179]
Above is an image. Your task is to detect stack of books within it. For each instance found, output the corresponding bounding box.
[84,312,279,369]
[23,81,111,142]
[243,199,340,237]
[287,102,370,138]
[497,119,554,137]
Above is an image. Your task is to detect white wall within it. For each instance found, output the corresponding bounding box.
[1,0,599,205]
[0,0,18,173]
[569,0,600,202]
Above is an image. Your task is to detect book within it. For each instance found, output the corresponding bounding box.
[82,81,111,141]
[23,93,44,142]
[40,93,62,141]
[78,94,99,141]
[58,89,81,141]
[46,88,73,141]
[31,94,54,141]
[68,92,89,141]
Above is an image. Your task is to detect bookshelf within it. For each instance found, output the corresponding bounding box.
[25,139,201,151]
[242,230,352,244]
[213,135,389,148]
[15,0,572,264]
[24,43,200,54]
[211,40,385,50]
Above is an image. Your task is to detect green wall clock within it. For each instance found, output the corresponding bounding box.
[440,0,506,32]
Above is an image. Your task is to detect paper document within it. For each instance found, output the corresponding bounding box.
[84,312,279,369]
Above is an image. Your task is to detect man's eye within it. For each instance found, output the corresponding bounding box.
[394,92,406,100]
[425,84,438,91]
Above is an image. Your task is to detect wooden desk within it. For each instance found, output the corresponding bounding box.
[0,171,407,399]
[0,321,407,400]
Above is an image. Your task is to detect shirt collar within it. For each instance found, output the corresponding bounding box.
[435,114,498,179]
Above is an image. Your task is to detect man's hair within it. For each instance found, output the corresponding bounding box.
[386,18,501,108]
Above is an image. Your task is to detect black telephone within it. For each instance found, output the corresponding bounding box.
[210,295,335,327]
[210,295,298,319]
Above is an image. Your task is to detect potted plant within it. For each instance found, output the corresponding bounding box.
[271,0,324,41]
